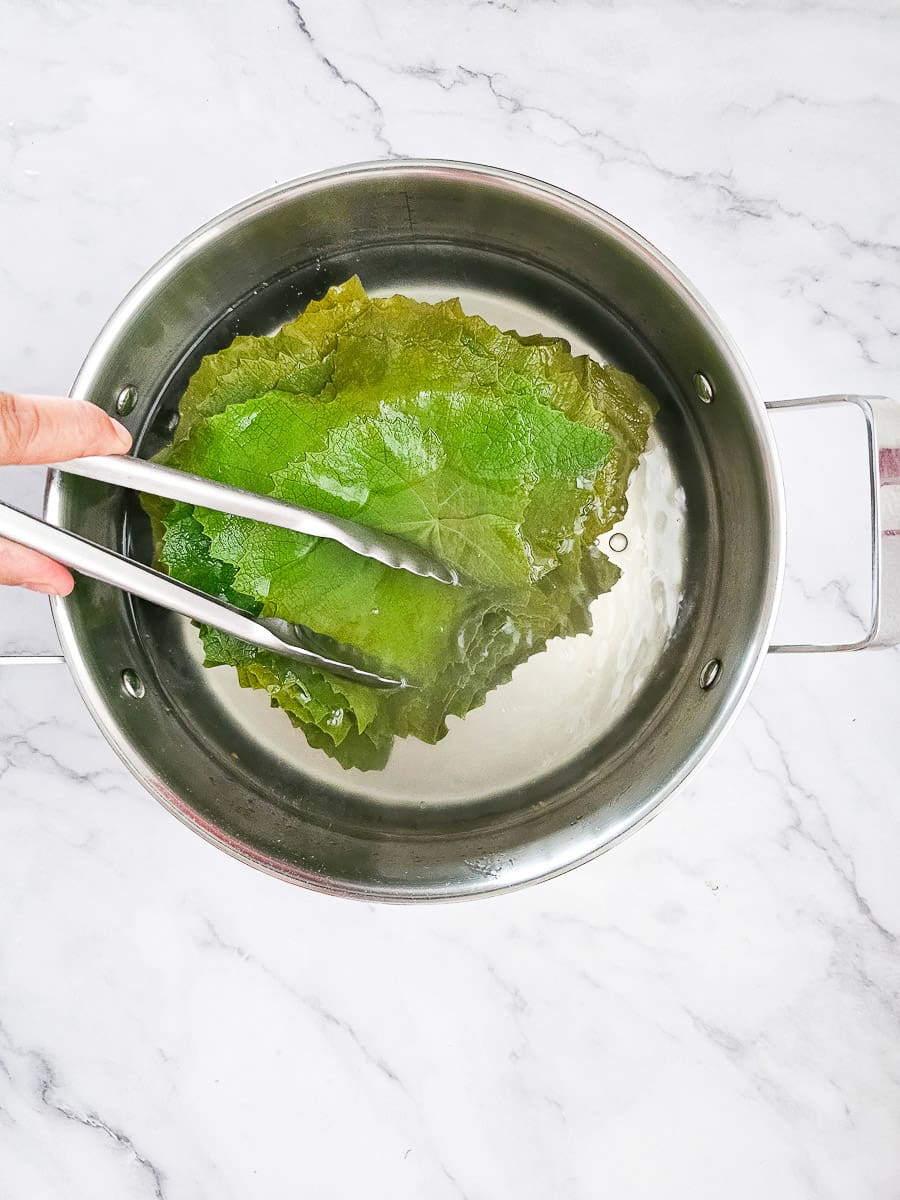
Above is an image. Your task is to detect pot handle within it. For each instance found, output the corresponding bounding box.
[766,394,900,653]
[0,645,65,667]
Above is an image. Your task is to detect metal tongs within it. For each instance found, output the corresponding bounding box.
[0,455,458,688]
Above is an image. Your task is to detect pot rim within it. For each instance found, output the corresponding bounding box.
[47,159,786,899]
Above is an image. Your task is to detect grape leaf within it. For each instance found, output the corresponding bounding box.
[146,278,656,770]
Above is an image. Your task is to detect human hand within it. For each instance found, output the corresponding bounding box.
[0,391,132,594]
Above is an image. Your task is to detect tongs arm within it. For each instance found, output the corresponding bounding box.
[0,501,402,688]
[52,455,457,585]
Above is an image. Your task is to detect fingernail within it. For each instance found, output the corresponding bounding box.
[110,418,133,450]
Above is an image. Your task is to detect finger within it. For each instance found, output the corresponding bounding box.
[0,392,132,465]
[0,536,74,594]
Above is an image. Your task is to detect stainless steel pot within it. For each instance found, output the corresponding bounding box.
[15,161,899,900]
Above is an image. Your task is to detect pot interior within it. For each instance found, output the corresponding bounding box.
[49,163,781,899]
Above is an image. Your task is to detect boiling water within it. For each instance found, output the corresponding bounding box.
[190,287,687,803]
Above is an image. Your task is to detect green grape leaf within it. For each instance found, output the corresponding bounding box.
[146,278,656,770]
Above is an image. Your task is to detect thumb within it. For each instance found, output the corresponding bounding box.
[0,392,132,465]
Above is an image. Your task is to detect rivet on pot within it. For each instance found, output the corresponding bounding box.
[692,372,715,404]
[609,532,628,553]
[121,668,145,699]
[115,385,137,416]
[699,658,722,690]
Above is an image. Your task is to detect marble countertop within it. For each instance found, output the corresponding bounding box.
[2,1,899,1196]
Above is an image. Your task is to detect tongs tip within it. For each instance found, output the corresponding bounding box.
[430,562,460,587]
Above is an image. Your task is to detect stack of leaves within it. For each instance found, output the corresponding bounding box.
[143,277,656,770]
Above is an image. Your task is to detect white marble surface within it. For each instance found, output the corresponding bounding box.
[2,1,900,1196]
